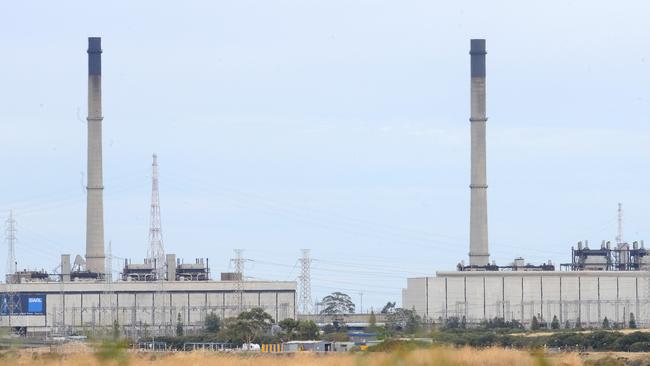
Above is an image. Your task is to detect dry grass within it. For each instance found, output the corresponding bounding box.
[0,346,587,366]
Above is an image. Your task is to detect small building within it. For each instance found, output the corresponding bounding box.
[284,340,332,352]
[348,331,378,345]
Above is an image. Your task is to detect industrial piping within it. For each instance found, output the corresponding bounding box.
[85,37,106,275]
[468,39,489,267]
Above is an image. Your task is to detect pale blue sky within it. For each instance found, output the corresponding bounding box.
[1,1,650,310]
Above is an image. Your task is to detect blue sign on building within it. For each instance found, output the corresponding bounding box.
[0,293,46,315]
[27,296,43,313]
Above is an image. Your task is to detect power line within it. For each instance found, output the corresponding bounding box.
[161,173,570,257]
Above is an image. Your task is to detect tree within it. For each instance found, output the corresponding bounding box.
[225,308,275,344]
[368,311,377,327]
[405,309,423,334]
[296,320,319,340]
[332,319,346,332]
[444,317,460,330]
[205,312,221,333]
[381,301,396,314]
[629,313,637,329]
[238,308,274,332]
[176,313,184,336]
[320,292,355,314]
[551,315,560,330]
[225,318,256,345]
[367,310,380,333]
[278,318,299,337]
[531,316,540,331]
[387,308,422,335]
[480,317,523,330]
[278,318,318,340]
[321,323,337,334]
[602,317,610,329]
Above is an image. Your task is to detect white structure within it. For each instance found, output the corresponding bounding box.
[0,280,296,337]
[403,40,650,328]
[5,211,16,277]
[468,39,489,267]
[147,154,165,279]
[0,37,299,339]
[403,271,650,327]
[298,249,313,314]
[85,37,106,275]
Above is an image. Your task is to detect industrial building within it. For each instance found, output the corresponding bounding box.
[0,37,296,337]
[402,39,650,328]
[0,279,295,337]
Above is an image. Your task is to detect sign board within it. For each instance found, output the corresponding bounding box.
[0,293,46,315]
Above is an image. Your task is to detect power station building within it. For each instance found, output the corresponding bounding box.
[0,280,295,337]
[402,39,650,328]
[0,37,296,337]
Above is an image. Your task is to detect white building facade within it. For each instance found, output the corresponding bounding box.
[0,280,296,337]
[403,271,650,328]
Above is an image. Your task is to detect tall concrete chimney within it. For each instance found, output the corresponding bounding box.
[85,37,105,275]
[468,39,489,266]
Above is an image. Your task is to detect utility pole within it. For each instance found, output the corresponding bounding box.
[298,249,313,314]
[231,249,245,313]
[5,210,16,278]
[4,210,19,327]
[616,203,624,245]
[106,240,113,283]
[146,155,167,336]
[105,240,116,330]
[147,154,165,280]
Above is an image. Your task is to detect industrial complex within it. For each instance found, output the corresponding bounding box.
[0,38,296,337]
[402,39,650,328]
[1,35,646,337]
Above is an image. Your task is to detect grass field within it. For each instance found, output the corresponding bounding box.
[0,346,590,366]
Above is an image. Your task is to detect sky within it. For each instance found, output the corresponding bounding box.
[1,1,650,312]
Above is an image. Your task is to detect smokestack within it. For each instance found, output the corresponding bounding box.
[61,254,71,282]
[468,39,489,267]
[85,37,105,275]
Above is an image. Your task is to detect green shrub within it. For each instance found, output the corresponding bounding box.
[94,339,130,366]
[366,339,428,352]
[629,342,650,352]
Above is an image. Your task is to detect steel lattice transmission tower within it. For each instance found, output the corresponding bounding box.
[231,249,245,313]
[5,210,20,320]
[5,210,17,278]
[104,240,116,326]
[616,202,624,245]
[105,240,113,283]
[147,154,166,280]
[298,249,313,314]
